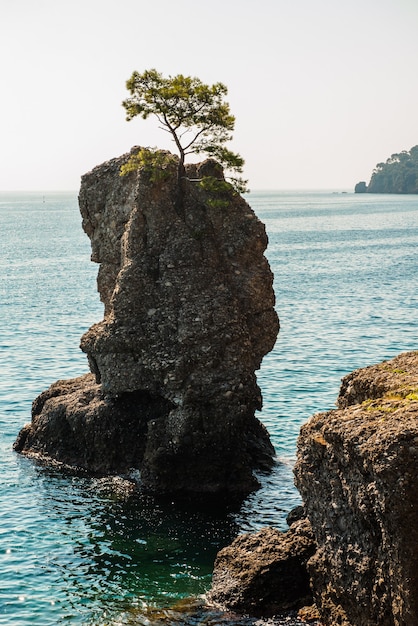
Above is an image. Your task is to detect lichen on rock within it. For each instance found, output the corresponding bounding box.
[15,148,279,500]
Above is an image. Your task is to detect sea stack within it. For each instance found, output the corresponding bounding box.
[15,148,279,500]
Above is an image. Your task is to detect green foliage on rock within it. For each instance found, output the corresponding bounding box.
[122,69,247,193]
[359,145,418,193]
[198,176,234,209]
[120,147,176,183]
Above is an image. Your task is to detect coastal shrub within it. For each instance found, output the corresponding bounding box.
[120,148,176,183]
[198,176,234,209]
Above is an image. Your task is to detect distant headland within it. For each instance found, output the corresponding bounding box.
[355,144,418,193]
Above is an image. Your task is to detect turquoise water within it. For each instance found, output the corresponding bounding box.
[1,190,417,624]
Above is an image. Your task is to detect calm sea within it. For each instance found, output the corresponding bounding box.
[1,190,417,625]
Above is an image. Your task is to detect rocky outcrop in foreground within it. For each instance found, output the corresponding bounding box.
[208,518,316,616]
[14,148,279,499]
[208,351,418,624]
[295,350,418,625]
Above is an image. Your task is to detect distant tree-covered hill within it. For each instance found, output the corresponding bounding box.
[355,145,418,193]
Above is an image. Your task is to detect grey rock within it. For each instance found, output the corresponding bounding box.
[15,148,279,500]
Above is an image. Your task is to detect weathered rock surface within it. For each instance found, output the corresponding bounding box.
[15,148,279,499]
[208,519,316,616]
[294,350,418,625]
[14,373,173,474]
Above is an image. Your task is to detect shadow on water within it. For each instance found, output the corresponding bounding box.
[27,462,247,624]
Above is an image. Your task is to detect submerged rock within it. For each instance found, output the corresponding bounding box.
[294,350,418,625]
[208,519,316,616]
[15,148,279,499]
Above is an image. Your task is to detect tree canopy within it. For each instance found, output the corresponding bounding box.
[122,69,247,192]
[356,145,418,193]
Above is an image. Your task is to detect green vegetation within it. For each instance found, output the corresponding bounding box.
[356,145,418,193]
[122,69,247,193]
[364,402,397,414]
[380,364,408,375]
[362,386,418,414]
[198,176,234,209]
[120,147,176,183]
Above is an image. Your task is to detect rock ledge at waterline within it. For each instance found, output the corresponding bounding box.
[295,350,418,625]
[208,518,316,616]
[209,351,418,625]
[14,148,279,499]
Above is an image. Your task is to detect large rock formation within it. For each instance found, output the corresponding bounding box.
[14,148,279,499]
[294,351,418,625]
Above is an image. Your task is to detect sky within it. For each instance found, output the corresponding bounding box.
[1,0,418,191]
